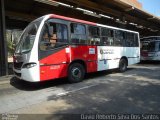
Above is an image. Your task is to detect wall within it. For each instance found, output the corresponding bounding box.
[0,0,8,76]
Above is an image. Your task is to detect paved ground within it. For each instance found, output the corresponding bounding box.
[0,62,160,120]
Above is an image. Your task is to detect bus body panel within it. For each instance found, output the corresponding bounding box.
[97,46,140,71]
[13,50,40,82]
[70,45,97,73]
[126,47,140,64]
[39,47,70,81]
[39,45,98,81]
[141,51,160,61]
[97,46,119,71]
[13,62,40,82]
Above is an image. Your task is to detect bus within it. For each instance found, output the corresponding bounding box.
[141,36,160,61]
[13,14,140,83]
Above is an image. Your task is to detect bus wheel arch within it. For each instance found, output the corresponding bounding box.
[119,57,128,72]
[68,60,86,83]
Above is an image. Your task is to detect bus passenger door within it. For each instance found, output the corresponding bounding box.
[39,19,70,81]
[97,46,108,71]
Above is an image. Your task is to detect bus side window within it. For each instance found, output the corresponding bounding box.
[126,32,135,47]
[88,26,100,45]
[40,24,50,51]
[48,23,68,49]
[114,30,124,46]
[56,24,68,44]
[40,23,68,51]
[101,27,114,46]
[134,34,139,47]
[70,23,87,44]
[156,42,160,51]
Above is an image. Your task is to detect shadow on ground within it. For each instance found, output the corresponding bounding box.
[46,79,160,120]
[10,77,68,91]
[44,63,160,120]
[140,61,160,65]
[9,68,123,91]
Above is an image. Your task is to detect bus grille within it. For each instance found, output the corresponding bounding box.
[14,62,23,70]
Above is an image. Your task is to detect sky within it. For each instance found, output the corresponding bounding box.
[138,0,160,17]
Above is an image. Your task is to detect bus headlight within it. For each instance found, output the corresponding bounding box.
[22,63,37,69]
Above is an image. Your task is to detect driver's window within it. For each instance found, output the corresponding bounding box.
[40,22,68,51]
[39,24,50,51]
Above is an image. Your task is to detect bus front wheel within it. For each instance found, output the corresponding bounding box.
[119,59,127,72]
[68,63,85,83]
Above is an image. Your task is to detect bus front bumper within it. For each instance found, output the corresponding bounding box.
[13,66,40,82]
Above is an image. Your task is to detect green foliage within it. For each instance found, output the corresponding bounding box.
[6,30,13,57]
[6,30,22,57]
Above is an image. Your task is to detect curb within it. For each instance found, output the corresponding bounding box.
[0,75,13,85]
[0,80,10,85]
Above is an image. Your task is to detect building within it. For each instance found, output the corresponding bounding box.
[1,0,160,76]
[120,0,142,9]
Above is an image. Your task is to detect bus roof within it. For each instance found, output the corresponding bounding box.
[141,36,160,42]
[50,14,96,26]
[48,14,138,34]
[97,24,139,34]
[141,36,160,39]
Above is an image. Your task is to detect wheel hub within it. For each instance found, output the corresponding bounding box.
[121,62,126,70]
[71,67,81,78]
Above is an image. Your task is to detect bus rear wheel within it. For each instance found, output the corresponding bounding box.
[68,63,85,83]
[119,59,127,72]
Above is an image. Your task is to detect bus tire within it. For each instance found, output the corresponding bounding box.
[68,63,85,83]
[119,59,127,72]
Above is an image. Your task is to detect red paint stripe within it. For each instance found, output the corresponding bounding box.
[50,14,97,26]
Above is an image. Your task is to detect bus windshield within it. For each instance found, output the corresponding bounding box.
[148,41,156,52]
[15,17,43,54]
[141,41,156,52]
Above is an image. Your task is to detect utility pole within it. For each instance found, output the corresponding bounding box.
[0,0,8,76]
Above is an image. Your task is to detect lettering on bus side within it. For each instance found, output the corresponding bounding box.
[100,49,114,54]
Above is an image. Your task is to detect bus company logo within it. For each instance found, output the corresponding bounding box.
[100,49,104,54]
[100,49,114,54]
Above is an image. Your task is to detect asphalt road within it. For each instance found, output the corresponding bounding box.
[0,62,160,120]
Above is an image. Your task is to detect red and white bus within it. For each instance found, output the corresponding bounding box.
[141,36,160,61]
[13,14,140,83]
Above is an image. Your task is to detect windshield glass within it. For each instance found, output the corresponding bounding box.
[148,42,156,52]
[141,41,156,52]
[141,42,149,51]
[15,17,43,54]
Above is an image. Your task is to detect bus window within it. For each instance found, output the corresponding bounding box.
[70,23,87,44]
[134,34,139,47]
[148,41,156,52]
[101,28,114,46]
[114,30,124,46]
[40,24,50,51]
[126,32,134,47]
[141,42,149,51]
[88,26,100,45]
[40,23,68,51]
[18,23,38,53]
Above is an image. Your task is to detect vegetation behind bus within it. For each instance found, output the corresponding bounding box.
[6,30,22,57]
